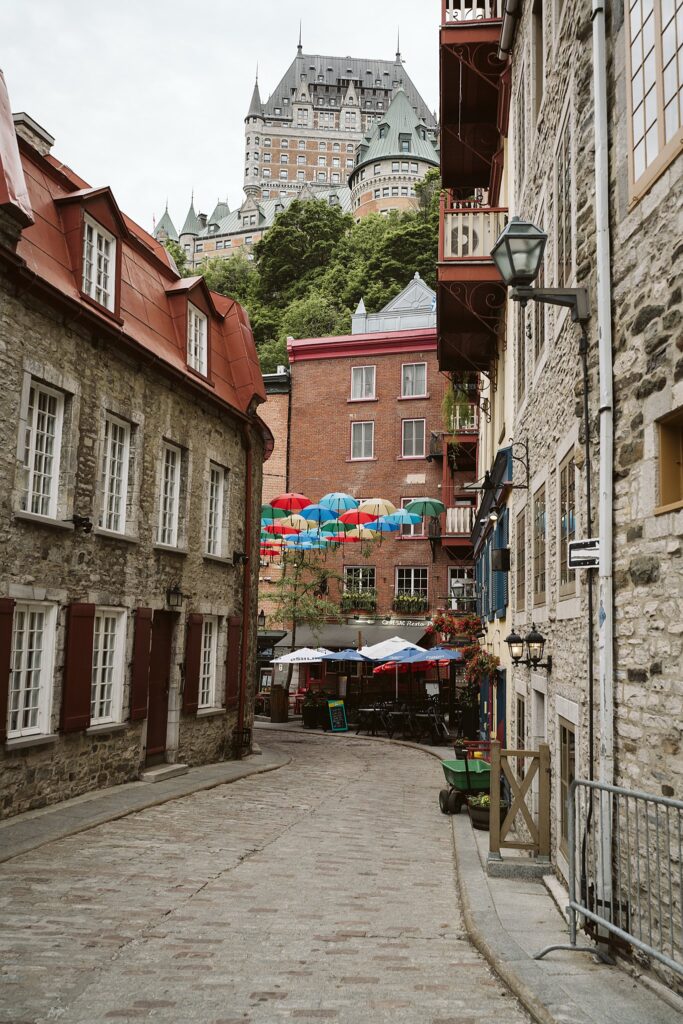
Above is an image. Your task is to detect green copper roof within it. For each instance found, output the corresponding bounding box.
[154,206,178,242]
[247,76,263,119]
[180,199,202,237]
[209,200,231,225]
[353,88,439,173]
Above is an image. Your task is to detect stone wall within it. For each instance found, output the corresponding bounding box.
[0,269,263,818]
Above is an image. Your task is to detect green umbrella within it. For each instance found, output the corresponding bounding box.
[404,497,446,517]
[261,504,288,520]
[320,520,354,535]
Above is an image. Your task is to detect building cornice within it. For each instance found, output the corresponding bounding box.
[287,327,436,362]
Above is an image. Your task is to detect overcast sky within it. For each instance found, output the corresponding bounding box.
[1,0,439,232]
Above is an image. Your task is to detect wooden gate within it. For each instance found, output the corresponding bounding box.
[489,740,550,858]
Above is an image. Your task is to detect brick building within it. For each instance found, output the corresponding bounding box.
[0,76,271,819]
[259,274,479,649]
[438,0,683,881]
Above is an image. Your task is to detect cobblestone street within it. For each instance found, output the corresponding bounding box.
[1,733,530,1024]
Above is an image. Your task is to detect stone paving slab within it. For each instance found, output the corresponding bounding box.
[0,731,531,1024]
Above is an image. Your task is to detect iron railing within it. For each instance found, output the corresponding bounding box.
[441,203,508,261]
[536,779,683,979]
[442,0,502,22]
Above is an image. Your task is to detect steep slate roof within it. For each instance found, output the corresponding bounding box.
[260,50,436,127]
[247,76,263,119]
[180,198,202,236]
[198,187,352,239]
[354,88,439,172]
[0,89,267,421]
[155,204,178,241]
[209,199,231,225]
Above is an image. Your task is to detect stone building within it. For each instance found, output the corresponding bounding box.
[154,37,438,266]
[438,0,683,878]
[0,77,271,819]
[258,274,479,649]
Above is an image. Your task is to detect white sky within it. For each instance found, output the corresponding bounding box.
[0,0,439,232]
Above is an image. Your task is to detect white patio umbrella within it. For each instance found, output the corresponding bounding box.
[358,636,424,661]
[271,647,333,664]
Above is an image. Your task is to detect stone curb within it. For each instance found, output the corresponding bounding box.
[0,752,291,864]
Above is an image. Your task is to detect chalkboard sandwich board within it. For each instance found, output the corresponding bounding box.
[327,699,348,732]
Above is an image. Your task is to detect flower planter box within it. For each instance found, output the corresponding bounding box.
[468,802,508,832]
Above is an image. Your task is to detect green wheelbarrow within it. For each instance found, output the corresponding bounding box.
[438,756,490,815]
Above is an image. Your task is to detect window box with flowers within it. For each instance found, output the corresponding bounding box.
[392,593,428,613]
[340,588,377,613]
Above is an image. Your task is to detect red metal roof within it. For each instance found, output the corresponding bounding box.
[287,326,437,362]
[0,79,266,421]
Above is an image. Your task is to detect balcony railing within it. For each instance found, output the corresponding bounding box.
[441,203,508,261]
[442,0,502,23]
[445,505,477,535]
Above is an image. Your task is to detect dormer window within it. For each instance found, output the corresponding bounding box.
[187,303,208,376]
[82,215,116,311]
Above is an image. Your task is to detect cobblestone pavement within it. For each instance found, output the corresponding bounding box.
[1,733,531,1024]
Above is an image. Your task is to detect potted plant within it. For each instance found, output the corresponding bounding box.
[341,588,377,613]
[392,592,428,613]
[467,793,507,832]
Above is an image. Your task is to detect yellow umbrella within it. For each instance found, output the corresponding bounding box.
[358,498,396,518]
[278,514,309,531]
[347,526,376,541]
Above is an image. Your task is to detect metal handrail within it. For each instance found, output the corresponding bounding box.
[442,0,502,23]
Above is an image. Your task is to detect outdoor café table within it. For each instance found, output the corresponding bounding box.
[356,707,380,735]
[386,709,415,739]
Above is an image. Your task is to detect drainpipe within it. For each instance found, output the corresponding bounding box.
[592,0,614,901]
[236,424,254,757]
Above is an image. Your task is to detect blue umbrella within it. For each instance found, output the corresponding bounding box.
[301,503,339,523]
[366,517,400,533]
[319,492,359,513]
[399,646,463,663]
[321,648,371,662]
[383,509,423,526]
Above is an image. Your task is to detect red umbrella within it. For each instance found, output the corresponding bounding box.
[271,492,311,513]
[264,524,298,535]
[338,509,375,525]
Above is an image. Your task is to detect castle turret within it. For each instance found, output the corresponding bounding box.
[245,72,264,197]
[153,203,178,243]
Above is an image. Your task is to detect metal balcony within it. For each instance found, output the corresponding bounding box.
[441,203,507,262]
[441,0,502,22]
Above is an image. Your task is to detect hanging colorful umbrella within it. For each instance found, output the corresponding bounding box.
[404,497,446,517]
[320,520,354,535]
[338,509,376,525]
[319,492,359,513]
[261,504,288,520]
[365,517,400,533]
[271,492,311,512]
[346,526,376,541]
[382,509,422,526]
[264,523,298,535]
[358,498,397,518]
[301,503,338,523]
[278,513,309,531]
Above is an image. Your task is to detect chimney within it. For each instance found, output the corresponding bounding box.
[197,212,208,229]
[13,112,54,156]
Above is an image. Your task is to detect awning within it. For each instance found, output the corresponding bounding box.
[274,622,432,653]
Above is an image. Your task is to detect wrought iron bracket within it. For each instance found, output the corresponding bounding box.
[510,286,590,324]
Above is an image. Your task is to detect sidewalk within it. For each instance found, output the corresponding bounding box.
[0,746,289,864]
[451,809,683,1024]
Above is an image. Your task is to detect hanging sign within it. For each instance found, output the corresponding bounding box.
[327,700,348,732]
[568,538,601,569]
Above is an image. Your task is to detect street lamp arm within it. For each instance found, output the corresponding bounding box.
[510,285,591,324]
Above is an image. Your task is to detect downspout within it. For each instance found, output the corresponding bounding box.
[592,0,615,902]
[236,423,254,757]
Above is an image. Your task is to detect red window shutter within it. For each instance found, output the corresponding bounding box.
[61,603,95,733]
[225,615,242,709]
[182,613,203,714]
[0,598,16,743]
[130,607,153,721]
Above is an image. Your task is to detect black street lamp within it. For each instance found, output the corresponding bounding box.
[505,623,552,672]
[257,609,266,630]
[166,583,184,610]
[491,217,590,324]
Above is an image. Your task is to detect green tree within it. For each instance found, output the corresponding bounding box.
[257,336,289,374]
[279,293,349,342]
[254,199,353,303]
[197,251,257,307]
[163,239,189,276]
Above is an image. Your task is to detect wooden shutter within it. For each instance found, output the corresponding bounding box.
[61,603,95,733]
[130,607,153,721]
[0,598,16,743]
[182,613,203,714]
[225,615,242,709]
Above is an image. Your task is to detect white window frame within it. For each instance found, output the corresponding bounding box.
[402,419,426,459]
[344,566,376,591]
[21,380,64,520]
[351,365,376,400]
[187,303,208,376]
[7,602,56,739]
[100,413,131,534]
[199,616,220,709]
[401,496,426,537]
[401,362,427,397]
[351,421,374,460]
[205,462,226,557]
[90,608,126,726]
[157,442,181,547]
[395,567,428,597]
[82,214,116,311]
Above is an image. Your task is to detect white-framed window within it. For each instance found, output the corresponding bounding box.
[559,452,576,596]
[90,609,126,725]
[280,154,289,164]
[401,362,427,397]
[344,566,376,591]
[401,496,425,537]
[206,462,226,557]
[82,214,116,310]
[8,602,56,738]
[351,421,374,460]
[533,484,547,606]
[555,111,573,288]
[187,303,208,376]
[99,414,130,534]
[351,365,375,400]
[402,419,425,458]
[21,380,65,519]
[199,616,220,709]
[396,567,428,597]
[158,442,181,546]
